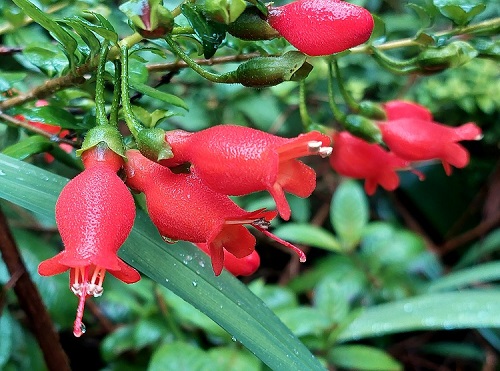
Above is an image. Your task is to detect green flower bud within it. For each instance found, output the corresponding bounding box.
[137,128,173,162]
[204,0,246,24]
[235,51,313,88]
[76,125,126,158]
[227,6,280,40]
[120,0,174,39]
[343,114,382,144]
[417,41,478,73]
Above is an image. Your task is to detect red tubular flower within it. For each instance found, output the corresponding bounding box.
[377,101,482,175]
[267,0,374,56]
[196,243,261,276]
[124,150,305,276]
[160,125,332,221]
[330,132,410,194]
[38,146,139,337]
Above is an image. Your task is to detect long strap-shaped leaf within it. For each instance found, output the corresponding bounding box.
[0,153,323,370]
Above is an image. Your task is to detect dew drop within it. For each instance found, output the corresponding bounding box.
[0,170,5,176]
[231,336,237,342]
[192,280,198,287]
[198,260,205,268]
[73,323,86,337]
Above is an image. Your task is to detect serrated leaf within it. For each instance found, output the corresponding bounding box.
[273,223,341,252]
[1,135,53,160]
[130,81,189,111]
[181,3,226,59]
[11,0,78,70]
[330,180,369,250]
[0,153,324,371]
[329,345,402,371]
[337,290,500,341]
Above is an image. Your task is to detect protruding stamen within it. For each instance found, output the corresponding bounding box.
[73,267,89,338]
[253,225,307,262]
[307,141,322,151]
[318,147,332,158]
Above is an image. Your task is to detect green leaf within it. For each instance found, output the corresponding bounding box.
[0,153,323,371]
[129,81,189,111]
[329,345,402,371]
[427,261,500,292]
[456,228,500,268]
[208,347,262,371]
[101,325,137,362]
[81,12,119,44]
[337,290,500,342]
[273,223,341,252]
[23,46,69,77]
[149,342,208,371]
[8,105,81,130]
[181,3,226,59]
[277,307,332,337]
[330,180,369,250]
[11,0,78,70]
[0,72,27,92]
[314,275,351,324]
[1,135,53,160]
[433,0,486,25]
[64,18,101,59]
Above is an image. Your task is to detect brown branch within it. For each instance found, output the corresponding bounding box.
[146,52,264,72]
[0,46,23,54]
[0,207,70,371]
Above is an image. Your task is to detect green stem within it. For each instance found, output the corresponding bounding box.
[108,32,144,60]
[327,63,346,123]
[164,35,235,83]
[332,59,359,113]
[109,61,121,127]
[370,47,419,74]
[120,45,144,138]
[171,26,194,35]
[95,41,110,126]
[298,80,312,129]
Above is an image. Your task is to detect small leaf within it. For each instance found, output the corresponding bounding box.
[0,310,13,368]
[0,72,27,92]
[277,307,332,337]
[148,342,208,371]
[329,345,402,371]
[209,347,261,371]
[181,3,226,58]
[273,223,341,252]
[129,81,189,110]
[81,12,119,44]
[1,135,53,160]
[64,18,101,59]
[330,180,369,250]
[433,0,486,25]
[22,46,69,77]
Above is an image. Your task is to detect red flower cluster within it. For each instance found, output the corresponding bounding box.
[124,149,306,276]
[330,100,482,194]
[38,145,139,337]
[267,0,374,56]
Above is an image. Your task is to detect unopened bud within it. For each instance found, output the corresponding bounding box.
[227,6,280,40]
[343,115,382,144]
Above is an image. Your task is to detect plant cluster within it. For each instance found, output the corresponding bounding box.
[0,0,499,370]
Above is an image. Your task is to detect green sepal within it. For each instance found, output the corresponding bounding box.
[343,115,383,144]
[204,0,247,24]
[417,40,478,73]
[235,51,313,88]
[227,6,280,40]
[76,125,126,158]
[358,101,386,120]
[137,128,173,162]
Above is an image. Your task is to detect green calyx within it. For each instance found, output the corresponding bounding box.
[76,125,126,158]
[358,101,386,120]
[137,128,174,162]
[226,6,279,40]
[343,115,383,144]
[234,51,313,88]
[120,0,174,39]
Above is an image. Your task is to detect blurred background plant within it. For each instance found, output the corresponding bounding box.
[0,0,499,370]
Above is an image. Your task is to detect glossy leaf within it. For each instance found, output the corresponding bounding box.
[433,0,486,25]
[149,342,208,371]
[337,290,500,341]
[0,153,323,371]
[9,105,81,130]
[181,3,226,59]
[273,223,341,252]
[1,135,53,160]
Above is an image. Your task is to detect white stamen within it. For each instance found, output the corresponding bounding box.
[307,141,322,151]
[318,147,333,157]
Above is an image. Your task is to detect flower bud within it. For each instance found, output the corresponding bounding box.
[227,6,279,40]
[235,51,312,87]
[204,0,246,24]
[137,127,174,162]
[76,125,126,158]
[120,0,174,38]
[417,41,478,73]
